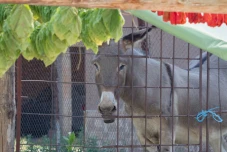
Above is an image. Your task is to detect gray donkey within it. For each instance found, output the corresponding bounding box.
[92,30,227,152]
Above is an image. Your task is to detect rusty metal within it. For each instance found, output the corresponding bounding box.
[83,47,86,152]
[187,43,190,152]
[50,62,54,151]
[19,142,200,148]
[199,49,203,152]
[20,80,201,89]
[218,57,223,152]
[171,36,175,152]
[15,55,22,152]
[144,23,149,151]
[59,51,203,60]
[15,25,221,152]
[130,18,134,152]
[52,61,59,151]
[117,33,120,152]
[159,29,163,151]
[20,113,211,118]
[206,52,210,151]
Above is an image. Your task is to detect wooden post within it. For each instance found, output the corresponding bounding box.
[0,65,16,152]
[57,48,72,136]
[1,0,227,13]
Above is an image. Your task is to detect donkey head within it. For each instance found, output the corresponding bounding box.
[92,49,128,123]
[92,28,150,123]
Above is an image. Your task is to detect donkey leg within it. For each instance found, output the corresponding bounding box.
[209,137,227,152]
[156,129,173,152]
[222,133,227,152]
[209,134,227,152]
[159,120,175,152]
[159,132,173,152]
[135,131,158,152]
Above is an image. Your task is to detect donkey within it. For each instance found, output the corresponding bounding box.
[92,30,227,152]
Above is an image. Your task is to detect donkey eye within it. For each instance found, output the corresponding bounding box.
[119,64,125,71]
[94,63,99,71]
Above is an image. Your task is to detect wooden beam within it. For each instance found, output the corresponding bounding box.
[1,0,227,14]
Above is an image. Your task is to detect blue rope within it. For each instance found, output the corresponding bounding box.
[196,107,223,123]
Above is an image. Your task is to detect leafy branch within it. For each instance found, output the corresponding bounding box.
[0,5,125,77]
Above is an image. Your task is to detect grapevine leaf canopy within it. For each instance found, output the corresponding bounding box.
[0,5,125,77]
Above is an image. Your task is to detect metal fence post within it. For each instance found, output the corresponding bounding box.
[15,55,22,152]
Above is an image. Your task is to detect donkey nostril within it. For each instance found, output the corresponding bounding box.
[98,106,116,113]
[112,106,116,112]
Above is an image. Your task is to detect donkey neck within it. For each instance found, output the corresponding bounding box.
[120,54,171,111]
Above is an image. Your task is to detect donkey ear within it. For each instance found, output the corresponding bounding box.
[121,26,154,51]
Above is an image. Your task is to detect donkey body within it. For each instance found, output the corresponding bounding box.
[92,40,227,152]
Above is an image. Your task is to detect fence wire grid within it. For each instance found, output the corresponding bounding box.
[14,20,227,152]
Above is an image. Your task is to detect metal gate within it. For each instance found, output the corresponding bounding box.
[15,21,225,152]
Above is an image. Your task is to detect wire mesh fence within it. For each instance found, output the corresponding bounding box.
[14,19,227,152]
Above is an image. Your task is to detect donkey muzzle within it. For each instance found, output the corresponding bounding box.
[98,91,117,123]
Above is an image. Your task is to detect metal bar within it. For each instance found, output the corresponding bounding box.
[144,23,148,152]
[54,58,61,152]
[199,49,203,152]
[159,29,163,151]
[21,113,213,118]
[187,42,190,152]
[21,80,201,89]
[83,47,86,152]
[117,32,120,152]
[66,51,204,60]
[218,56,222,152]
[206,52,210,151]
[15,55,22,152]
[209,67,227,69]
[89,53,202,60]
[19,143,201,148]
[50,57,54,152]
[53,59,59,151]
[131,17,134,152]
[172,35,175,152]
